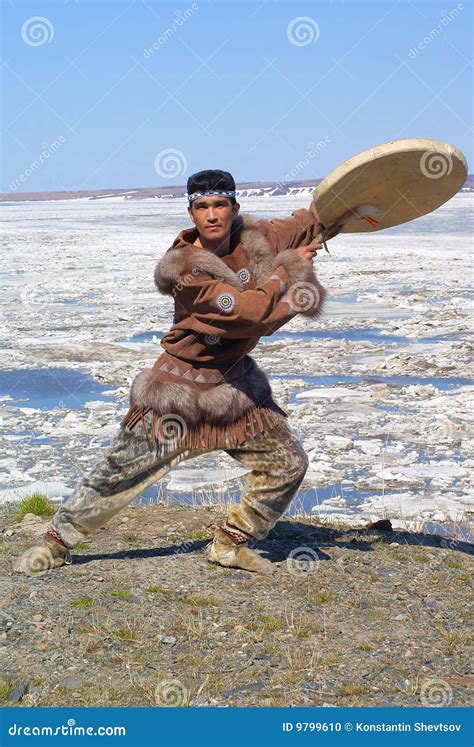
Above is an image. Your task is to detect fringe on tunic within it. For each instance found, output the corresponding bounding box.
[120,400,288,452]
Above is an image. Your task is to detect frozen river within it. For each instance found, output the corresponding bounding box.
[1,192,472,536]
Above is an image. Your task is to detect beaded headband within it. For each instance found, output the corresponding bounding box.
[187,189,236,204]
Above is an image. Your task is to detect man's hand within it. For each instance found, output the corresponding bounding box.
[295,242,322,263]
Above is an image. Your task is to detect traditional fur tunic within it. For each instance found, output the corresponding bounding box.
[121,201,326,450]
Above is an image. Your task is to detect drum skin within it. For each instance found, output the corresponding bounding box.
[313,138,468,234]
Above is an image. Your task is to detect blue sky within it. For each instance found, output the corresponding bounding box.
[1,0,472,193]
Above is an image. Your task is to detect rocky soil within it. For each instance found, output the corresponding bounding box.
[1,505,472,708]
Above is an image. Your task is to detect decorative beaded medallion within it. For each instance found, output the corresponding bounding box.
[215,292,235,313]
[237,268,251,283]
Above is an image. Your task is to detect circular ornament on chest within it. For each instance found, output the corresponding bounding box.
[215,292,236,313]
[237,268,251,284]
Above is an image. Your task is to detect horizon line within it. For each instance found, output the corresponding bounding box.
[1,174,473,202]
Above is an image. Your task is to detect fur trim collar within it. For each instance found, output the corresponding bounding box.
[154,214,276,295]
[154,212,326,319]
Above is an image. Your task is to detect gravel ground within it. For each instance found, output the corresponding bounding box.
[1,505,472,708]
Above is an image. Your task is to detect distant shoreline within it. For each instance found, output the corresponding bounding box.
[1,176,473,203]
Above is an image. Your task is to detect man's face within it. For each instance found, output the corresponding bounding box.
[188,195,240,241]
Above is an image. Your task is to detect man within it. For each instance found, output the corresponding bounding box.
[16,169,325,576]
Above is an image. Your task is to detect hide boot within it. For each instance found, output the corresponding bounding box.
[205,522,274,574]
[14,528,72,575]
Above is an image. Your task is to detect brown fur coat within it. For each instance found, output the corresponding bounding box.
[122,209,326,449]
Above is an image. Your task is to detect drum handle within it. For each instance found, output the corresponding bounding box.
[312,204,381,251]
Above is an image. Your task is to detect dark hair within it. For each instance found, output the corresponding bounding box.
[187,169,236,205]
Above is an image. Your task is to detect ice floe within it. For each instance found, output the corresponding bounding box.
[0,192,472,535]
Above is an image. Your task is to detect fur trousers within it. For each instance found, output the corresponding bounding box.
[51,409,309,548]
